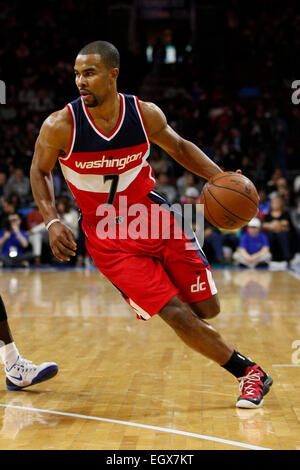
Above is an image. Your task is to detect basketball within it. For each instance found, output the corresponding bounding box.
[200,172,259,229]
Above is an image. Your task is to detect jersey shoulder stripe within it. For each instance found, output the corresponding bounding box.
[59,104,76,161]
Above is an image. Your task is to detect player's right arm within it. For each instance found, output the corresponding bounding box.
[30,108,77,262]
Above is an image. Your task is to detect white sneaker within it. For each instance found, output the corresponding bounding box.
[291,253,300,266]
[5,356,58,390]
[269,260,288,271]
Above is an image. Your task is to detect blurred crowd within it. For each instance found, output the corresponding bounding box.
[0,1,299,268]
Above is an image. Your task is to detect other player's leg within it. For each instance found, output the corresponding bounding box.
[0,296,58,390]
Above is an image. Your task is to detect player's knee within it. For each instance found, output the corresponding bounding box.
[159,296,193,331]
[206,298,220,319]
[190,295,220,319]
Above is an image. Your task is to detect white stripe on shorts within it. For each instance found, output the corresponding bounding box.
[206,268,218,295]
[129,298,151,320]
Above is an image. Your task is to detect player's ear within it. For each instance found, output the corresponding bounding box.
[110,67,119,80]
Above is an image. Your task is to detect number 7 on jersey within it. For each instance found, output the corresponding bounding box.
[104,174,119,205]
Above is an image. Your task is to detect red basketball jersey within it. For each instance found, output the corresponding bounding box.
[59,93,155,217]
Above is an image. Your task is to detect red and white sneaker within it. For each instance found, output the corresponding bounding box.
[236,364,273,409]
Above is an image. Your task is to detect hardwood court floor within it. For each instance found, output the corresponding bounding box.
[0,267,299,450]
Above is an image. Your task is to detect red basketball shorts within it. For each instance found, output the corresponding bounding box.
[81,190,218,320]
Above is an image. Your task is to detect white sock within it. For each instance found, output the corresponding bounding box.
[0,342,19,369]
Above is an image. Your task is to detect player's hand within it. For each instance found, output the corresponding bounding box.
[235,169,242,174]
[48,222,77,262]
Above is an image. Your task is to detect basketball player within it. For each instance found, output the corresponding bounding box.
[0,295,58,390]
[30,41,272,408]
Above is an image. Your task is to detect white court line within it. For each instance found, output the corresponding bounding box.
[0,403,270,450]
[272,364,300,367]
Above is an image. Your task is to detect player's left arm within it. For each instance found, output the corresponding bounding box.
[139,100,223,181]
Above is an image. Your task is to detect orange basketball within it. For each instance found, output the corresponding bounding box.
[200,172,259,229]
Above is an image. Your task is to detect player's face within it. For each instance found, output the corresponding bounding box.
[74,54,118,107]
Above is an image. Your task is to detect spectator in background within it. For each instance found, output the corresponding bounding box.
[257,188,270,219]
[4,167,30,202]
[180,186,201,232]
[149,148,169,176]
[277,184,292,211]
[268,177,292,208]
[154,173,177,203]
[26,207,49,266]
[189,80,206,101]
[233,218,271,268]
[293,175,300,196]
[268,177,286,198]
[290,198,300,266]
[0,213,33,267]
[7,193,21,214]
[262,196,293,263]
[219,227,240,263]
[18,78,36,106]
[56,196,79,240]
[177,171,199,198]
[0,197,17,228]
[266,168,283,195]
[180,186,200,205]
[29,88,54,112]
[203,222,224,264]
[0,172,7,198]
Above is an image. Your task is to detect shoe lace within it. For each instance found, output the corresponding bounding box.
[238,369,262,397]
[14,356,35,373]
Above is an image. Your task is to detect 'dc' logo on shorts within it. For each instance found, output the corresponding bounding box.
[190,275,206,293]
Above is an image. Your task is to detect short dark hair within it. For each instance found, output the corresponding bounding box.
[78,41,120,69]
[8,212,21,221]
